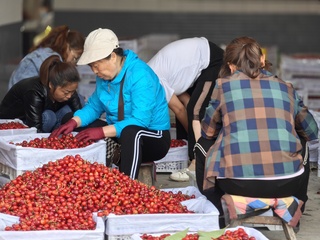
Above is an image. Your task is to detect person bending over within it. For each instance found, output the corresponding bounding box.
[0,55,82,132]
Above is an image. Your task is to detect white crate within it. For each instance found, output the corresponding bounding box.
[0,213,105,240]
[0,162,24,180]
[154,141,189,172]
[155,159,188,172]
[105,187,220,239]
[0,119,37,136]
[130,226,268,240]
[0,133,106,172]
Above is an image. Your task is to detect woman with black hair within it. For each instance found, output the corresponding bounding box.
[0,55,82,132]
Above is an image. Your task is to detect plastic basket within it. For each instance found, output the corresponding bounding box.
[154,140,188,172]
[0,133,106,173]
[0,119,37,136]
[0,213,105,240]
[0,162,24,180]
[130,226,269,240]
[155,159,188,172]
[105,187,220,238]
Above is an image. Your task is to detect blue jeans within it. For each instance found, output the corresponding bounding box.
[42,105,72,133]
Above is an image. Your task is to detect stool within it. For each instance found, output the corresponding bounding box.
[228,216,296,240]
[138,162,156,186]
[221,195,298,240]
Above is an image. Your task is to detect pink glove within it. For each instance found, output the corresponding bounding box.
[75,127,105,142]
[49,119,77,138]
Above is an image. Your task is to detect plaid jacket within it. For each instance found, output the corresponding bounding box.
[201,70,318,190]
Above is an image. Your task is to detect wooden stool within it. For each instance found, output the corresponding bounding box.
[138,162,156,186]
[229,216,296,240]
[222,196,297,240]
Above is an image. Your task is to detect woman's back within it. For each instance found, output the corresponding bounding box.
[148,37,210,98]
[8,25,84,90]
[8,47,59,89]
[207,70,312,179]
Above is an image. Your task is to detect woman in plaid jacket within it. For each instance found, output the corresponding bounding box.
[195,36,318,222]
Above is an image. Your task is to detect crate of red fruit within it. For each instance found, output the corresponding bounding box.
[0,212,105,240]
[0,119,37,136]
[0,133,106,178]
[104,186,220,239]
[154,139,188,172]
[0,156,109,239]
[131,226,268,240]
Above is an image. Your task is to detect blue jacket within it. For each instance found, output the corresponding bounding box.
[74,50,170,137]
[8,47,60,90]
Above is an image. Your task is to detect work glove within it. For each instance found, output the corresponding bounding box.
[49,119,77,138]
[75,127,105,142]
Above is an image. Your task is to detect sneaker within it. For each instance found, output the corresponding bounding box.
[170,169,190,182]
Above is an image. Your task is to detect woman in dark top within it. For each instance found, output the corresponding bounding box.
[0,55,82,132]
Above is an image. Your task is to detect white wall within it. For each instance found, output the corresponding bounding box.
[0,1,22,26]
[53,0,320,14]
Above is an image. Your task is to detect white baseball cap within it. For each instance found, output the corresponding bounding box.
[77,28,119,65]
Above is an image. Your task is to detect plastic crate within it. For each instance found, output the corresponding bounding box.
[0,119,37,136]
[155,159,188,172]
[0,213,105,240]
[0,133,106,174]
[105,187,220,239]
[131,226,269,240]
[0,162,24,180]
[154,140,188,172]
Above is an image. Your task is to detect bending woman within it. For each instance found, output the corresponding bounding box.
[196,36,318,224]
[0,55,82,132]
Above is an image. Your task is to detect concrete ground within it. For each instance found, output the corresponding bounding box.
[154,168,320,240]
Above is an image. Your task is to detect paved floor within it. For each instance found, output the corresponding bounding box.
[154,168,320,240]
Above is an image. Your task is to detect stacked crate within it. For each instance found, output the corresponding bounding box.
[279,54,320,111]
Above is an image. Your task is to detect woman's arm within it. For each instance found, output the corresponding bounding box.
[169,94,188,132]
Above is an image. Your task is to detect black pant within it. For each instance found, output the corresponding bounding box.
[194,136,310,227]
[119,126,170,179]
[194,137,225,227]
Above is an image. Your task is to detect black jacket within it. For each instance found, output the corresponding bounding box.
[0,77,81,132]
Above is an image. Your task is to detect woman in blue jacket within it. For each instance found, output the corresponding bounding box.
[51,28,171,179]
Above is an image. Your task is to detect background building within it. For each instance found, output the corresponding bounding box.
[1,0,320,100]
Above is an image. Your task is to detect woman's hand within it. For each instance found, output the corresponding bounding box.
[49,119,77,138]
[75,127,105,142]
